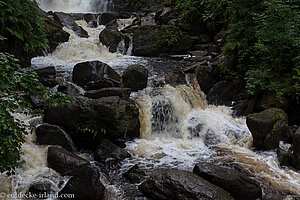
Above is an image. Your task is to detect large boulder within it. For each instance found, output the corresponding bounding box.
[27,182,52,198]
[72,61,121,91]
[84,87,130,99]
[128,25,193,56]
[123,164,147,184]
[47,147,89,175]
[94,139,131,162]
[99,26,123,53]
[292,127,300,170]
[33,66,57,88]
[44,16,70,53]
[207,79,244,106]
[59,165,105,200]
[53,12,88,38]
[193,162,262,200]
[98,12,131,25]
[44,96,139,149]
[36,123,75,152]
[122,65,148,92]
[246,108,292,149]
[277,141,293,167]
[139,168,233,200]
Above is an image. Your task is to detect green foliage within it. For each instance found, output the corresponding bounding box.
[0,52,73,174]
[175,0,300,99]
[225,0,300,98]
[160,25,183,46]
[0,0,48,54]
[122,0,163,11]
[175,0,227,30]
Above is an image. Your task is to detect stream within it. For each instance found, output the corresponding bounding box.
[0,1,300,199]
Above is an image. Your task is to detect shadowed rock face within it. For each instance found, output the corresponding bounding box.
[72,60,121,91]
[36,123,75,152]
[122,65,148,92]
[53,12,88,38]
[139,168,234,200]
[193,162,262,200]
[127,25,193,56]
[44,96,139,149]
[47,147,89,175]
[94,139,131,162]
[246,108,293,150]
[59,165,105,200]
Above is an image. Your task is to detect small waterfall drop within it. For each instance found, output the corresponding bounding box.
[126,80,300,196]
[36,0,114,13]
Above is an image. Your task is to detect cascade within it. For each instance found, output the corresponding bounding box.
[36,0,114,13]
[2,7,300,199]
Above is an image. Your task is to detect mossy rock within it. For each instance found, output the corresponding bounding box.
[128,25,193,56]
[246,108,292,150]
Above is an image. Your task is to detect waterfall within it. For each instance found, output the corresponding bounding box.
[127,80,300,195]
[36,0,114,13]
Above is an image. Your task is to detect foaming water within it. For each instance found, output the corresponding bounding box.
[31,20,146,79]
[0,113,68,200]
[126,82,300,196]
[216,144,300,195]
[36,0,114,13]
[127,83,252,171]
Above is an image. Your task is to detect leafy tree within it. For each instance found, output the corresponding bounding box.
[0,0,48,65]
[0,50,73,174]
[175,0,300,99]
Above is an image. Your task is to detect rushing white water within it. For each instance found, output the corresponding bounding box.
[0,113,69,200]
[36,0,114,13]
[124,81,300,196]
[22,11,300,198]
[31,20,146,79]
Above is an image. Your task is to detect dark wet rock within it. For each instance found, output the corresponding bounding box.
[44,16,70,53]
[123,164,147,184]
[184,55,212,62]
[165,71,187,86]
[139,168,233,200]
[155,7,177,25]
[47,146,89,175]
[33,66,56,88]
[199,34,212,43]
[277,141,293,167]
[141,12,156,26]
[258,92,289,110]
[128,25,193,56]
[188,50,208,57]
[57,81,84,97]
[232,97,258,117]
[84,87,130,99]
[83,13,98,28]
[27,182,52,198]
[287,99,300,125]
[36,123,75,152]
[262,185,288,200]
[193,162,262,200]
[292,127,300,170]
[246,108,292,150]
[195,65,218,94]
[207,80,244,106]
[99,26,123,53]
[44,96,139,149]
[53,12,88,38]
[94,139,131,162]
[122,65,148,92]
[284,195,300,200]
[59,165,105,200]
[99,12,131,25]
[72,61,121,90]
